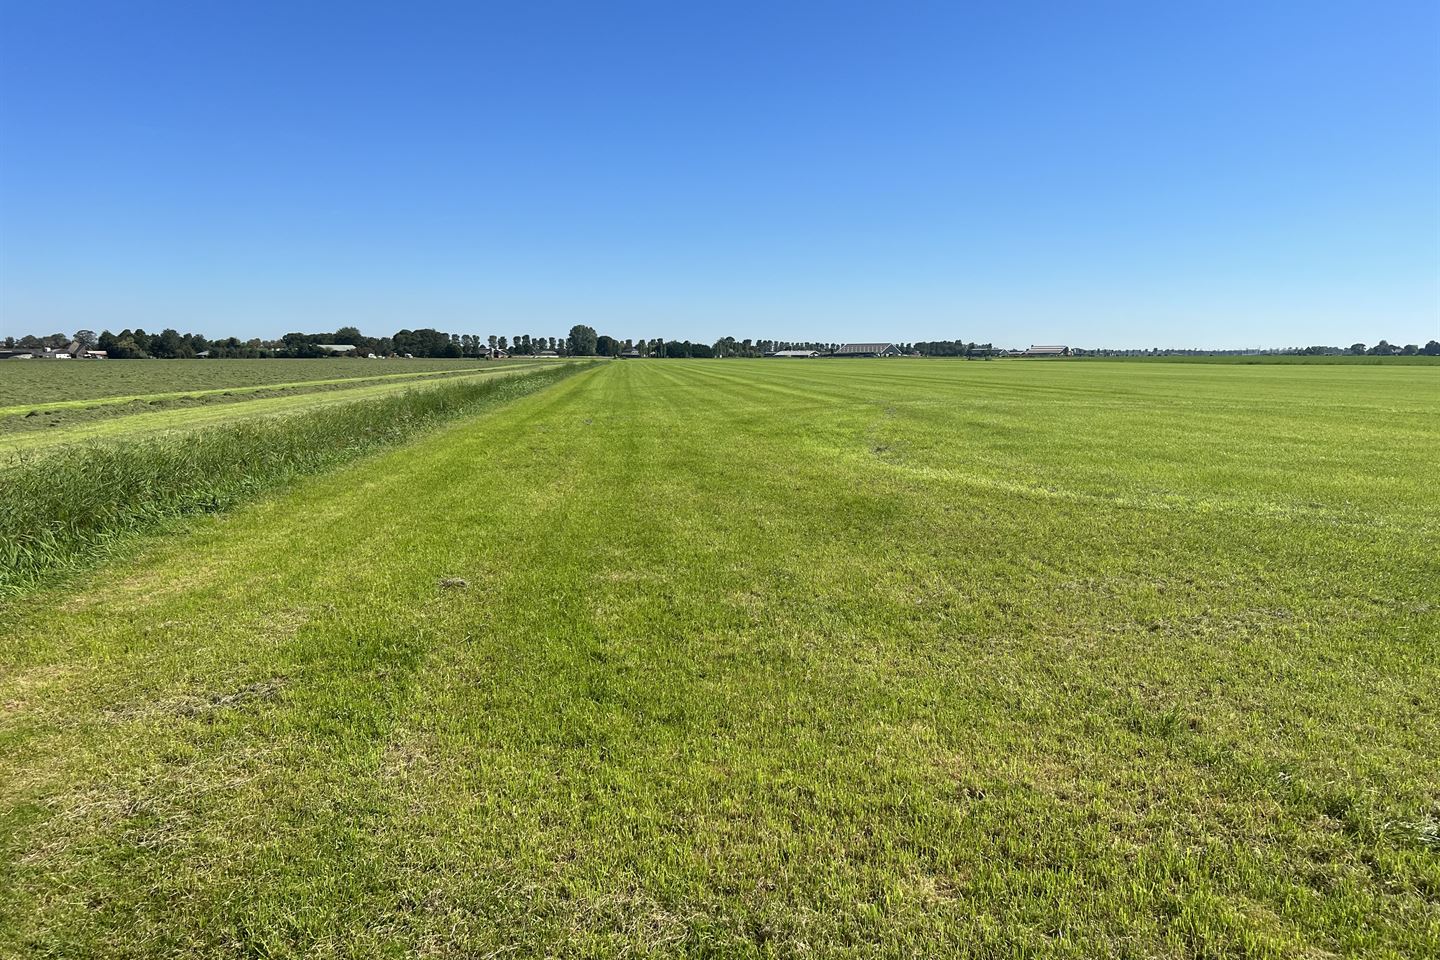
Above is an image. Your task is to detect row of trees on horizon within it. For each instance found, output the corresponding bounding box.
[5,327,1439,359]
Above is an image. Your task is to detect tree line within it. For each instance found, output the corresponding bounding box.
[4,325,612,359]
[6,325,771,359]
[6,326,1439,359]
[5,326,840,360]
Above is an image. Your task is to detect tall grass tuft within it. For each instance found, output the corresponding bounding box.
[0,363,584,598]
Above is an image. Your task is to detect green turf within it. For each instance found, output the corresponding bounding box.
[1,360,1436,957]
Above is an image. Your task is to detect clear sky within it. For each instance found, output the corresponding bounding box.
[1,0,1437,348]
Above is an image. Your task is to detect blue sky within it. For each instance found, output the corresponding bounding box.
[1,1,1436,348]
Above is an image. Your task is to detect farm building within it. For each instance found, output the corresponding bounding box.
[1022,345,1072,357]
[27,339,89,359]
[618,349,642,358]
[316,343,358,355]
[832,343,901,357]
[769,349,819,358]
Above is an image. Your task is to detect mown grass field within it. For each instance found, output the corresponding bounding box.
[0,357,503,407]
[1,360,1437,957]
[1091,355,1440,365]
[0,361,551,456]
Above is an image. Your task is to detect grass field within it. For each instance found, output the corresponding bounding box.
[0,361,550,456]
[1088,355,1440,365]
[0,357,509,407]
[1,360,1437,957]
[0,365,584,597]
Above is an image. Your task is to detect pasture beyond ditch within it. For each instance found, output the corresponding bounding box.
[0,363,553,456]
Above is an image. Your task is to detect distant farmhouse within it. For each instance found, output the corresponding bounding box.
[5,339,110,360]
[831,343,901,357]
[1021,345,1072,357]
[769,349,819,358]
[315,343,358,355]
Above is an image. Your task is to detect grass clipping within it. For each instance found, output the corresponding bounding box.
[0,363,583,598]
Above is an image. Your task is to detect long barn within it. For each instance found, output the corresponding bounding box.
[831,343,901,357]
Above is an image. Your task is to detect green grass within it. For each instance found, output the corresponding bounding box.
[1081,354,1440,365]
[0,365,497,417]
[0,357,526,409]
[0,364,583,597]
[0,362,551,456]
[1,360,1437,957]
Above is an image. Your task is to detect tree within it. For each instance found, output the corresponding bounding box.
[392,328,451,357]
[104,329,148,359]
[596,335,619,356]
[1349,342,1367,355]
[1424,340,1440,356]
[1367,340,1395,356]
[567,324,598,356]
[73,329,98,350]
[280,332,324,358]
[152,328,187,358]
[1401,343,1420,355]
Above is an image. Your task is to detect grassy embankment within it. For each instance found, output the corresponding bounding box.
[0,362,585,598]
[1,360,1437,957]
